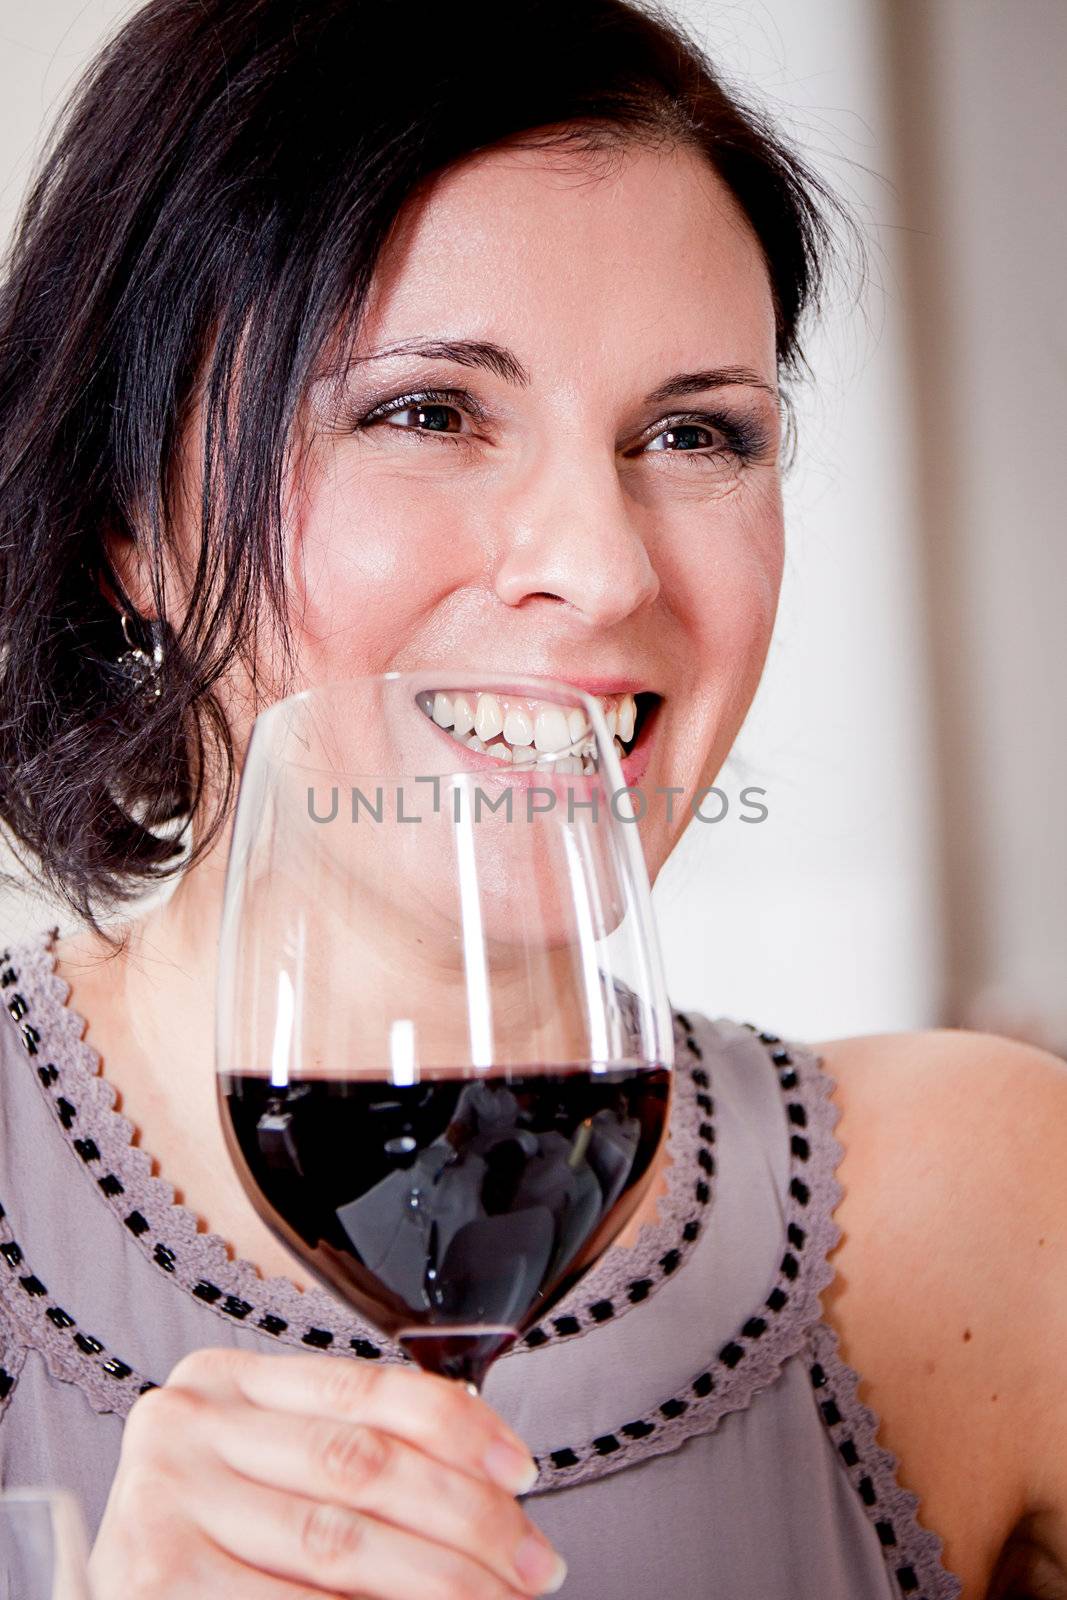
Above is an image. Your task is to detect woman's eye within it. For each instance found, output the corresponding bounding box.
[378,401,465,435]
[644,421,723,455]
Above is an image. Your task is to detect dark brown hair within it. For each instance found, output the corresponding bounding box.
[0,0,847,934]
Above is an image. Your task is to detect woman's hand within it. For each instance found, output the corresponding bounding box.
[88,1347,566,1600]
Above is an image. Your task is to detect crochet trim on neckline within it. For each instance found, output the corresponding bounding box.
[0,928,708,1359]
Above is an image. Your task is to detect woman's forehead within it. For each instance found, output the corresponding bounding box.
[354,140,778,387]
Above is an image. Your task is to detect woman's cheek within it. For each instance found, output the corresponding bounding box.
[285,465,473,676]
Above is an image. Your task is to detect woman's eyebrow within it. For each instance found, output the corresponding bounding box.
[645,365,778,404]
[352,338,531,386]
[352,339,776,402]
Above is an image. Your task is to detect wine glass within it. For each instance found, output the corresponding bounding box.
[0,1489,93,1600]
[215,671,674,1391]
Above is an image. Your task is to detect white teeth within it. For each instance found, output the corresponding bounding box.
[432,692,454,728]
[452,693,475,737]
[503,705,534,747]
[534,705,571,753]
[419,687,644,765]
[567,707,588,744]
[474,693,503,742]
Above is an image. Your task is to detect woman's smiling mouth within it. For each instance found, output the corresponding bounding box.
[414,687,661,778]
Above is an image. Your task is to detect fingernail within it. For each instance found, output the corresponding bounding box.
[484,1438,539,1495]
[514,1532,567,1594]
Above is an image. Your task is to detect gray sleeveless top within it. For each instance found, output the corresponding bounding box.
[0,926,963,1599]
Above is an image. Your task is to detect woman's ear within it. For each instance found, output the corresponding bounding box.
[98,518,160,621]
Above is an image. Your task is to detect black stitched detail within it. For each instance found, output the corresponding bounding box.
[696,1092,712,1112]
[73,1137,100,1163]
[695,1180,710,1204]
[302,1327,333,1348]
[621,1420,655,1439]
[659,1397,688,1419]
[810,1363,827,1388]
[766,1287,788,1312]
[18,1274,46,1298]
[20,1023,40,1055]
[691,1372,714,1398]
[719,1341,744,1369]
[687,1042,704,1064]
[98,1173,124,1197]
[592,1434,621,1455]
[258,1314,287,1336]
[0,966,16,987]
[759,1031,780,1045]
[222,1296,252,1320]
[550,1449,579,1469]
[839,1438,859,1467]
[589,1300,615,1322]
[55,1097,76,1129]
[859,1476,877,1505]
[659,1250,681,1275]
[787,1103,808,1127]
[193,1281,222,1304]
[7,993,27,1021]
[139,1382,158,1395]
[741,1317,767,1340]
[36,1064,58,1086]
[690,1067,708,1087]
[682,1220,700,1243]
[790,1135,810,1160]
[350,1338,382,1359]
[627,1278,653,1303]
[73,1333,103,1356]
[698,1121,714,1143]
[787,1223,806,1250]
[1,1242,23,1268]
[675,1012,692,1031]
[0,1368,14,1400]
[102,1358,133,1380]
[876,1521,897,1548]
[697,1148,714,1174]
[770,1049,792,1067]
[820,1399,842,1427]
[780,1252,799,1281]
[552,1316,580,1337]
[46,1306,75,1329]
[124,1211,149,1237]
[779,1067,798,1089]
[524,1327,549,1347]
[153,1244,176,1273]
[789,1178,810,1205]
[895,1565,919,1592]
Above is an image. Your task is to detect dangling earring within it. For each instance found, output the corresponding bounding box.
[116,611,164,701]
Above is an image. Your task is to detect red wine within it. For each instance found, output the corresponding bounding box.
[219,1066,670,1386]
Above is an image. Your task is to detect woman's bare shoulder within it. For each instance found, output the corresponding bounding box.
[812,1026,1067,1598]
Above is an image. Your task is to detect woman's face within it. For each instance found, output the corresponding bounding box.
[189,136,784,881]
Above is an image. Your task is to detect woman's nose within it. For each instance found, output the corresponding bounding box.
[492,453,660,627]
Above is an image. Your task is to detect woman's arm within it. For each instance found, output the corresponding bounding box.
[815,1027,1067,1600]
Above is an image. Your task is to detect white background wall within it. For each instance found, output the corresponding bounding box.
[2,1,1062,1048]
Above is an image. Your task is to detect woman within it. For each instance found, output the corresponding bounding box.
[0,1,1063,1596]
